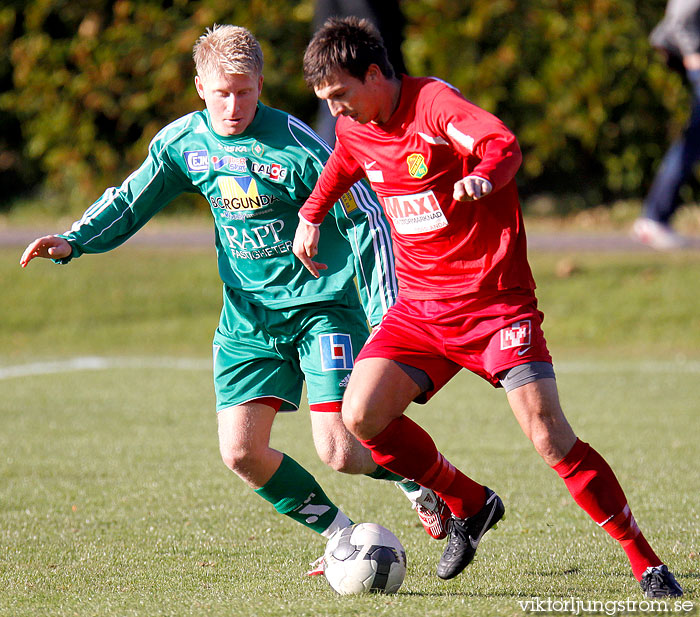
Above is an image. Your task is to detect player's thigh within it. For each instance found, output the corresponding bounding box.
[346,357,421,415]
[213,327,304,413]
[296,303,369,406]
[355,299,462,404]
[343,357,422,438]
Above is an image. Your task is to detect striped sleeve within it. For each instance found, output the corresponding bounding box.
[289,116,397,323]
[57,118,192,261]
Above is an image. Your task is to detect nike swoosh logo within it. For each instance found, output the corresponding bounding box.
[517,346,531,356]
[364,160,377,169]
[469,496,498,548]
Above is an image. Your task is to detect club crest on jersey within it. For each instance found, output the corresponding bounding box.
[407,153,428,179]
[319,334,354,371]
[184,150,209,172]
[500,320,531,350]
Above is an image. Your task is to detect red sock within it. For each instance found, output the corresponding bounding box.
[360,416,485,518]
[553,439,662,579]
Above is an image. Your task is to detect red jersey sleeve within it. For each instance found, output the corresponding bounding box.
[300,139,364,225]
[428,84,522,193]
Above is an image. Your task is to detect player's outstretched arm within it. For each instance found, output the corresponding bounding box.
[20,235,72,268]
[453,175,493,202]
[292,218,327,279]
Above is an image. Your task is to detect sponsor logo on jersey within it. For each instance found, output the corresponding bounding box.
[184,150,209,172]
[340,192,358,213]
[383,190,448,235]
[212,155,247,173]
[500,320,532,350]
[319,334,354,371]
[364,160,384,183]
[407,153,428,179]
[250,161,288,182]
[212,176,276,211]
[220,220,292,259]
[223,144,248,153]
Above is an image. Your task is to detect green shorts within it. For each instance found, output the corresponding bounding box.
[213,292,370,412]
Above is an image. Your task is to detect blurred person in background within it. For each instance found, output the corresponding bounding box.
[313,0,407,145]
[633,0,700,250]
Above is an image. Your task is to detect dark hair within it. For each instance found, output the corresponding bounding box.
[304,16,394,88]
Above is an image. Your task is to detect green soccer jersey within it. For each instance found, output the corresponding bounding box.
[57,103,397,325]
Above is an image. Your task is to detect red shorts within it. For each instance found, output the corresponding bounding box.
[356,289,552,401]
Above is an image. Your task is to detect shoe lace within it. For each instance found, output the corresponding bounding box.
[643,568,670,593]
[443,517,468,557]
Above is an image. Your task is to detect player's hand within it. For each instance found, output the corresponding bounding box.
[453,176,493,201]
[20,235,72,268]
[292,218,327,279]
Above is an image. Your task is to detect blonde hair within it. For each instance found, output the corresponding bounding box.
[193,24,263,80]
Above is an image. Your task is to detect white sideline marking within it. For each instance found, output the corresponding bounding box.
[0,356,210,380]
[1,356,699,381]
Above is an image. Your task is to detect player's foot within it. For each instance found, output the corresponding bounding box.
[397,482,450,540]
[306,555,324,576]
[631,218,686,251]
[639,565,683,597]
[436,487,504,580]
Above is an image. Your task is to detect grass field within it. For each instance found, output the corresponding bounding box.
[1,241,698,616]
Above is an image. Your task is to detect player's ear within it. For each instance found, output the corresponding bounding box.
[365,64,381,82]
[194,75,206,100]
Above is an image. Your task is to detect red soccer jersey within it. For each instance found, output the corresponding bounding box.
[301,76,535,299]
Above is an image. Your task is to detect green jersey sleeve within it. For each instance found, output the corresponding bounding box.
[55,114,196,261]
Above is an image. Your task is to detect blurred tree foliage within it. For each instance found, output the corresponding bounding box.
[0,0,689,214]
[403,0,686,208]
[0,0,317,212]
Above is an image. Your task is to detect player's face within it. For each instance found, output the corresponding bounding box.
[315,67,384,125]
[195,71,263,136]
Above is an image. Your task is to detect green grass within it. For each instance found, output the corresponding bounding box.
[1,243,698,616]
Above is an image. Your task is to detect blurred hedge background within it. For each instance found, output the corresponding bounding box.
[0,0,691,217]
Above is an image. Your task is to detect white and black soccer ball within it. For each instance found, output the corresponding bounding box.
[323,522,407,595]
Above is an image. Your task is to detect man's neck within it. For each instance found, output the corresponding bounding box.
[376,77,402,125]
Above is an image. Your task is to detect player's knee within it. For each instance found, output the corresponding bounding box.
[219,442,258,474]
[319,448,355,473]
[341,402,383,441]
[340,393,365,432]
[530,431,559,461]
[529,421,577,465]
[322,440,373,474]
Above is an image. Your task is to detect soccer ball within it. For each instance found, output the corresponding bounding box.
[323,523,407,595]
